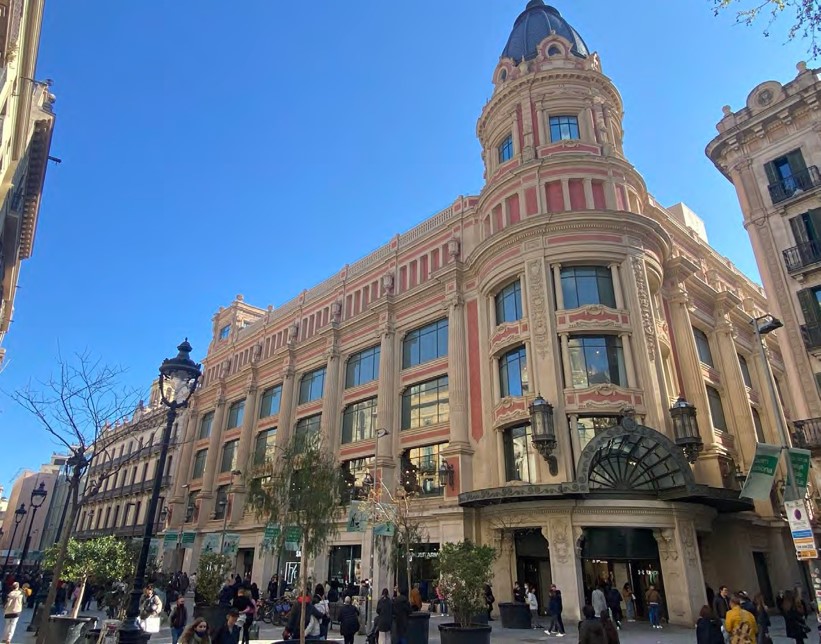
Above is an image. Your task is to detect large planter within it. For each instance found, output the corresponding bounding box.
[438,622,492,644]
[499,601,531,629]
[193,604,230,636]
[45,615,97,644]
[470,612,489,625]
[407,611,431,644]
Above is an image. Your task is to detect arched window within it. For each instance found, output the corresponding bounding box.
[498,134,514,163]
[495,280,523,324]
[503,425,537,483]
[499,346,528,397]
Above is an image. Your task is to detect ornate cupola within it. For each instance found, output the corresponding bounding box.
[501,0,589,62]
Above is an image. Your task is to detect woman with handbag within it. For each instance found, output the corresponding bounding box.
[233,588,256,644]
[753,594,771,644]
[139,585,163,634]
[784,596,810,644]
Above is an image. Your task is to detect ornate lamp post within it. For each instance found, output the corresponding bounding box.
[529,394,556,460]
[119,339,201,644]
[1,504,27,586]
[15,482,47,577]
[669,397,702,463]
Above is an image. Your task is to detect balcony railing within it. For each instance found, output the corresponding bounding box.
[769,166,821,204]
[793,417,821,451]
[784,240,821,273]
[802,323,821,351]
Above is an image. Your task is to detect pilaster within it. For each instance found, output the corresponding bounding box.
[653,518,705,626]
[169,410,195,530]
[545,517,583,621]
[197,389,227,527]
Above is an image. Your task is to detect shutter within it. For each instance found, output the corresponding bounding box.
[808,209,821,242]
[764,160,779,186]
[791,216,810,243]
[787,149,808,174]
[798,288,821,324]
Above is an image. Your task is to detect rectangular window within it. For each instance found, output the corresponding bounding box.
[738,354,752,388]
[401,376,449,430]
[706,386,728,432]
[259,385,283,418]
[402,319,448,368]
[298,367,326,404]
[495,280,523,324]
[345,346,381,388]
[198,412,214,440]
[693,328,714,367]
[503,425,537,483]
[294,414,322,451]
[576,416,620,451]
[227,400,246,429]
[765,149,809,203]
[220,439,239,472]
[567,336,627,388]
[751,408,766,443]
[560,266,616,309]
[549,115,580,142]
[499,346,528,397]
[254,429,277,466]
[219,324,231,340]
[400,443,448,496]
[498,134,513,163]
[214,485,230,520]
[340,456,375,504]
[185,491,200,523]
[342,398,378,444]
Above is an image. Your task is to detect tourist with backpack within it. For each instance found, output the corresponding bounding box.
[725,595,757,644]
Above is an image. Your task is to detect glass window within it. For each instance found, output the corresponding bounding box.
[259,385,282,418]
[549,115,580,142]
[401,376,449,430]
[298,367,326,404]
[185,491,199,523]
[227,400,245,429]
[295,414,322,451]
[340,456,375,504]
[738,355,752,388]
[214,485,230,520]
[192,449,208,479]
[346,346,381,388]
[498,134,513,163]
[499,346,528,397]
[706,386,727,432]
[219,324,231,340]
[198,412,214,440]
[560,267,616,309]
[400,443,448,496]
[495,280,523,324]
[402,319,448,368]
[342,398,378,444]
[567,336,627,388]
[751,408,765,443]
[576,416,620,451]
[503,425,538,482]
[254,429,277,466]
[693,328,714,367]
[220,439,239,472]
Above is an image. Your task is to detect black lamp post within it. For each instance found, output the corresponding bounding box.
[15,482,47,577]
[1,504,27,586]
[119,339,201,644]
[669,396,702,463]
[529,394,556,460]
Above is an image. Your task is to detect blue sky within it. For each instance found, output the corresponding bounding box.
[0,1,810,488]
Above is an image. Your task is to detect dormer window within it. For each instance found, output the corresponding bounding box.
[549,115,579,142]
[498,134,514,163]
[547,45,562,56]
[219,324,231,340]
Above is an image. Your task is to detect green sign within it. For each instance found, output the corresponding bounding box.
[740,443,782,500]
[789,448,812,491]
[373,522,394,537]
[284,526,302,550]
[181,531,197,548]
[346,502,366,533]
[163,531,179,546]
[265,523,281,541]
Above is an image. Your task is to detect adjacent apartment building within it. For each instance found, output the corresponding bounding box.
[167,1,802,624]
[0,0,55,365]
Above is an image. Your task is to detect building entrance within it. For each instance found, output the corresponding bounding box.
[515,529,551,612]
[580,527,665,621]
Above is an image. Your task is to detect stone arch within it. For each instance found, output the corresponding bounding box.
[573,421,697,494]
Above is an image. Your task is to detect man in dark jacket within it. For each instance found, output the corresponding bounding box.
[513,581,526,603]
[606,585,623,627]
[285,593,324,640]
[392,588,413,644]
[375,588,393,644]
[267,575,279,599]
[578,604,607,644]
[547,586,565,635]
[213,609,241,644]
[713,585,730,620]
[338,596,360,644]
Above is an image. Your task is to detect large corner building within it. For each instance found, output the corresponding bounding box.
[167,2,802,624]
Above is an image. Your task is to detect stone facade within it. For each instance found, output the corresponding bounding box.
[168,1,801,624]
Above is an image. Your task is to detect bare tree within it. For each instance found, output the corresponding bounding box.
[713,0,821,57]
[9,350,140,643]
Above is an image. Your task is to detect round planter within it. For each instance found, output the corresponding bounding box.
[498,601,531,629]
[470,612,489,625]
[407,611,431,644]
[45,615,97,644]
[438,622,492,644]
[193,604,230,637]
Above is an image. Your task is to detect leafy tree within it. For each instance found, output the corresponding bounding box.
[437,541,496,628]
[713,0,821,57]
[195,552,232,606]
[246,433,340,644]
[43,536,133,618]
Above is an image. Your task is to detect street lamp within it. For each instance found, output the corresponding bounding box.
[1,504,27,586]
[16,482,47,577]
[669,397,702,463]
[119,339,201,644]
[529,394,556,460]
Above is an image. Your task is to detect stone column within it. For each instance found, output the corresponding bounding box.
[620,333,637,388]
[276,361,297,446]
[583,178,594,210]
[561,179,571,212]
[376,320,397,480]
[610,263,624,309]
[552,264,564,310]
[321,339,343,449]
[446,292,473,494]
[231,382,259,523]
[169,410,196,530]
[653,519,706,626]
[545,517,584,621]
[197,393,227,528]
[491,529,516,602]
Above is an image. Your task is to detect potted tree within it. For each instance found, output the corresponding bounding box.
[436,540,496,644]
[192,551,233,634]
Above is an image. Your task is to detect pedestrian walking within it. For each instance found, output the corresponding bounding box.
[783,595,810,644]
[600,610,620,644]
[546,584,565,636]
[392,587,412,644]
[526,583,542,629]
[233,587,256,644]
[606,585,622,627]
[753,594,770,644]
[696,605,724,644]
[170,596,189,644]
[724,594,757,644]
[591,583,607,617]
[645,584,662,629]
[621,583,635,622]
[376,588,393,644]
[483,584,494,621]
[2,582,24,644]
[578,604,607,644]
[338,596,360,644]
[179,617,211,644]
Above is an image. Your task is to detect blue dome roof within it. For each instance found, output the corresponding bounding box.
[502,0,589,61]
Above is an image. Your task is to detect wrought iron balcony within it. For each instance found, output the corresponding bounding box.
[784,240,821,273]
[792,417,821,453]
[802,323,821,351]
[769,166,821,204]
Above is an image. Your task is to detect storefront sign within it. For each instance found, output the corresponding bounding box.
[373,522,394,537]
[181,531,197,548]
[201,533,221,554]
[265,523,281,541]
[785,499,818,560]
[222,533,241,557]
[346,502,366,533]
[788,448,812,492]
[739,443,781,500]
[163,531,179,546]
[285,526,302,551]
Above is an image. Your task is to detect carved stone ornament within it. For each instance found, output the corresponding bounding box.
[680,522,698,568]
[251,342,262,363]
[549,519,572,564]
[653,528,679,562]
[447,238,461,261]
[757,89,773,107]
[632,256,656,361]
[287,323,299,343]
[331,300,343,322]
[381,272,395,294]
[527,260,550,358]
